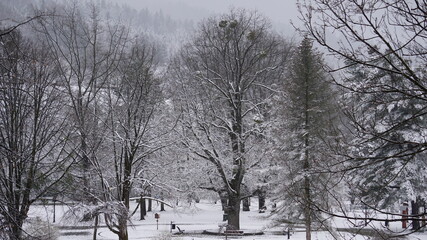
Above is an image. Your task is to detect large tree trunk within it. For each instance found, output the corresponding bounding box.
[117,226,128,240]
[11,220,23,240]
[225,93,245,230]
[227,193,241,230]
[117,205,129,240]
[412,199,420,230]
[117,153,132,240]
[8,201,28,240]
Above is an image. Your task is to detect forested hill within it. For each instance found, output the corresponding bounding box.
[0,0,194,62]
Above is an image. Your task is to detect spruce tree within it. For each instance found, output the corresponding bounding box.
[344,53,427,215]
[273,37,339,240]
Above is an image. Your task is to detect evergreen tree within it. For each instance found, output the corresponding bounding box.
[272,37,339,240]
[299,1,427,234]
[344,53,427,215]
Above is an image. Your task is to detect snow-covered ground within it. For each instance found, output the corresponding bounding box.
[27,199,427,240]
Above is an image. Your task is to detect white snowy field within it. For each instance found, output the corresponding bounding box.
[26,199,427,240]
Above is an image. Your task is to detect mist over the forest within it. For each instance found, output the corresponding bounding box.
[112,0,300,34]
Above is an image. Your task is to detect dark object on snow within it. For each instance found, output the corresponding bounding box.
[140,196,146,220]
[285,228,292,239]
[176,226,184,234]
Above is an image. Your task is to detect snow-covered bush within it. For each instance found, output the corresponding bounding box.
[23,217,59,240]
[151,232,183,240]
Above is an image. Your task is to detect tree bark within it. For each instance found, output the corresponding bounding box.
[11,221,23,240]
[148,199,152,212]
[147,188,152,212]
[160,192,165,211]
[242,198,250,211]
[117,225,128,240]
[93,215,98,240]
[304,177,312,240]
[227,193,241,230]
[412,199,420,230]
[258,190,266,210]
[140,196,146,220]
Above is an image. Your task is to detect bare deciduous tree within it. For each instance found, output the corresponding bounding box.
[36,2,128,202]
[103,40,167,240]
[171,9,288,230]
[0,30,72,240]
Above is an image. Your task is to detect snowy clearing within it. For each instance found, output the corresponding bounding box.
[26,199,427,240]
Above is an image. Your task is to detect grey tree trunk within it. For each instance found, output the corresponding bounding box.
[304,63,311,240]
[227,194,241,230]
[140,196,146,220]
[243,198,250,211]
[258,190,266,210]
[304,177,312,240]
[412,199,420,230]
[93,215,99,240]
[148,199,152,212]
[147,188,152,212]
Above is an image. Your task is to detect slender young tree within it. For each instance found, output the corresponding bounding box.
[272,37,339,240]
[103,40,166,240]
[36,2,128,202]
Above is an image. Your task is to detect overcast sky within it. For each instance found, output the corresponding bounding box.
[115,0,301,33]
